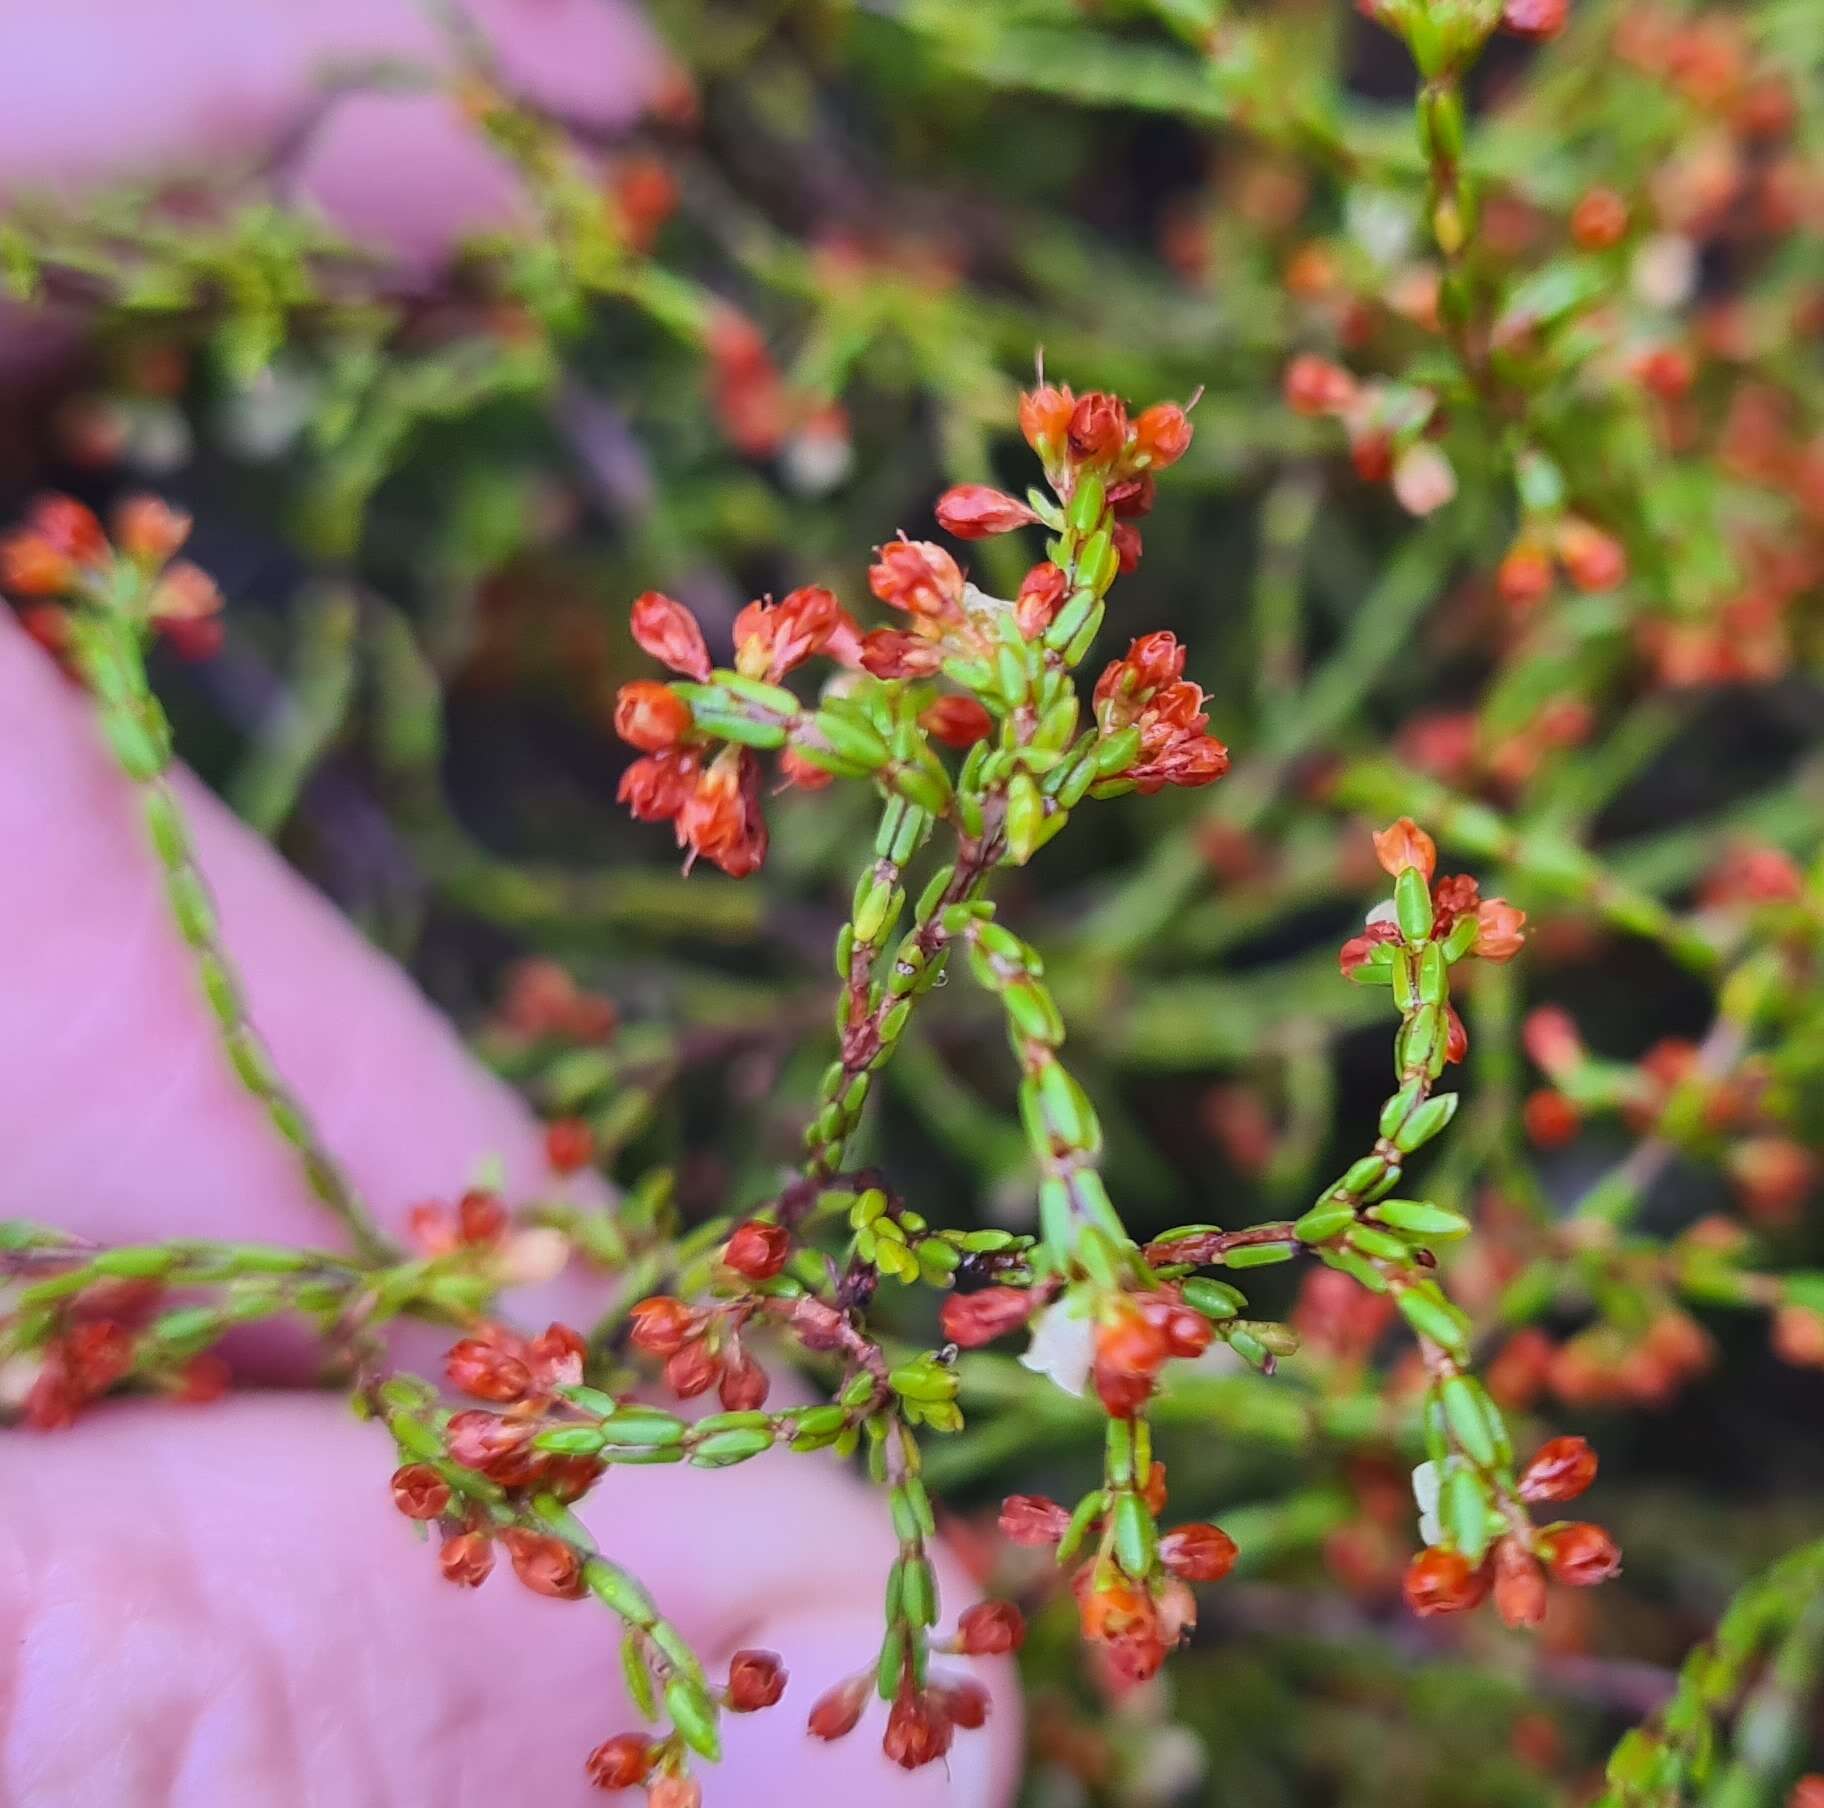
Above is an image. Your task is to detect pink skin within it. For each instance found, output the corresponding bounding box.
[0,10,1020,1803]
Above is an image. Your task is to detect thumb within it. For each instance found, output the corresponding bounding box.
[0,598,599,1331]
[0,1396,1021,1806]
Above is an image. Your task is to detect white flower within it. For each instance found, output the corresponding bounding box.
[1412,1459,1443,1547]
[1020,1296,1095,1397]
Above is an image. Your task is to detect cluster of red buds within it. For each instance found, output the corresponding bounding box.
[1,492,223,660]
[626,1290,772,1411]
[1001,1473,1237,1687]
[1404,1435,1619,1627]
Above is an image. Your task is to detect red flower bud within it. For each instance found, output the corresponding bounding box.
[1373,816,1437,880]
[1542,1521,1621,1586]
[1501,0,1568,40]
[630,591,712,680]
[1160,1522,1239,1583]
[1066,391,1129,467]
[1524,1090,1582,1148]
[955,1599,1025,1656]
[725,1648,788,1711]
[614,680,693,752]
[1497,542,1555,609]
[390,1463,452,1520]
[858,627,944,678]
[458,1189,508,1244]
[939,1286,1036,1348]
[1474,898,1528,962]
[1444,1003,1470,1064]
[545,1117,595,1174]
[1133,401,1194,469]
[1492,1536,1548,1628]
[1571,187,1628,250]
[664,1339,723,1399]
[113,495,191,565]
[1556,519,1627,592]
[502,1528,585,1599]
[439,1531,495,1587]
[1339,919,1402,977]
[883,1688,954,1770]
[647,1776,702,1808]
[1019,383,1076,460]
[935,484,1039,539]
[584,1732,654,1790]
[1015,561,1068,635]
[628,1296,695,1356]
[1284,354,1358,416]
[724,1219,790,1280]
[933,1677,990,1731]
[1519,1435,1599,1503]
[1403,1546,1489,1617]
[445,1336,534,1404]
[1522,1006,1584,1075]
[868,538,965,622]
[807,1674,870,1741]
[920,695,995,749]
[998,1494,1071,1546]
[717,1344,771,1411]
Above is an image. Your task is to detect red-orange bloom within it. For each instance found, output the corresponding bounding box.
[628,1296,696,1356]
[446,1336,535,1403]
[1492,1536,1548,1628]
[630,591,712,680]
[1129,682,1230,795]
[1473,898,1528,961]
[1018,383,1076,461]
[618,747,702,824]
[676,750,768,877]
[733,585,850,680]
[1543,1522,1622,1585]
[868,538,966,624]
[1556,519,1628,592]
[613,681,692,753]
[1133,402,1194,469]
[1015,561,1068,635]
[1403,1546,1489,1616]
[114,495,192,565]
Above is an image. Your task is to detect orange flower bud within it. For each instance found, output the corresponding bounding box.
[1372,816,1437,880]
[1571,187,1628,250]
[113,494,191,564]
[445,1336,534,1404]
[1284,354,1358,416]
[1492,1536,1548,1628]
[1403,1546,1488,1616]
[1542,1521,1621,1585]
[628,1296,695,1356]
[725,1648,788,1711]
[920,695,995,749]
[807,1674,870,1741]
[614,681,693,752]
[1473,898,1528,961]
[502,1528,586,1599]
[1066,392,1129,466]
[1133,401,1194,469]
